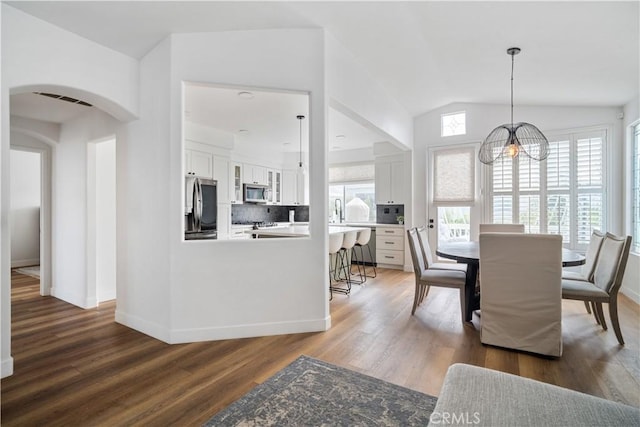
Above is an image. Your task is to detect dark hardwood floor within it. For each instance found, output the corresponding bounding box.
[2,268,639,425]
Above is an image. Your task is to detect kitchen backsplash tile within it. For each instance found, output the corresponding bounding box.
[376,204,404,224]
[231,205,309,224]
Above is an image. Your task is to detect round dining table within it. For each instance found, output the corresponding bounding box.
[436,241,586,322]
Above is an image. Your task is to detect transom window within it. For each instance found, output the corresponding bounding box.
[441,111,466,137]
[488,128,606,251]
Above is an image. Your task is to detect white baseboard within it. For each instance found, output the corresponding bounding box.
[115,309,171,343]
[98,290,116,303]
[51,288,91,309]
[168,316,332,344]
[11,258,39,268]
[377,263,404,270]
[621,287,640,305]
[1,356,14,378]
[115,310,331,345]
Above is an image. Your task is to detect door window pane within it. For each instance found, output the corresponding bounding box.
[438,207,470,243]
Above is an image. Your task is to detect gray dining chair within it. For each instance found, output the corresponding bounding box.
[416,227,467,272]
[480,232,563,357]
[562,230,605,317]
[407,228,467,321]
[561,232,632,345]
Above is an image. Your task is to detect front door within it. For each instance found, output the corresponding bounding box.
[427,144,482,259]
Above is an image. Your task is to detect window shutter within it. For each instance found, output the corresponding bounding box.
[576,135,604,245]
[329,164,374,183]
[433,147,475,203]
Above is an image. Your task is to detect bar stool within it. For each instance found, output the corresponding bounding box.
[328,233,344,300]
[351,228,376,282]
[332,230,358,295]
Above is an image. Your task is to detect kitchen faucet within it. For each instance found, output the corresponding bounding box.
[334,199,343,223]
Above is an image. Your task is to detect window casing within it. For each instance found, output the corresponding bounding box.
[329,163,376,223]
[488,128,606,251]
[441,111,466,137]
[632,123,640,253]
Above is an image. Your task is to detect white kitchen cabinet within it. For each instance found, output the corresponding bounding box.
[274,170,282,204]
[376,226,404,268]
[230,224,252,240]
[229,162,243,204]
[213,157,229,203]
[375,160,404,204]
[282,169,300,205]
[216,203,231,240]
[266,169,282,204]
[185,148,213,179]
[244,164,268,186]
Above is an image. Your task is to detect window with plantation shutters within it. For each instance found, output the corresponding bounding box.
[488,128,606,250]
[575,134,603,245]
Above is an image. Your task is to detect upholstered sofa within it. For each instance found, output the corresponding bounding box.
[429,364,639,426]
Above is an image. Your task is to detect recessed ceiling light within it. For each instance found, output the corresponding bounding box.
[335,134,346,139]
[238,129,249,134]
[238,91,254,100]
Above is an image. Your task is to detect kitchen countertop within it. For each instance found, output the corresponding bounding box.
[341,222,405,228]
[246,224,370,238]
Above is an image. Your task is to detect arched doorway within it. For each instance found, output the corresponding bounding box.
[2,85,136,378]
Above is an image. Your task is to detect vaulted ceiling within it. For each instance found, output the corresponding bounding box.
[6,1,638,151]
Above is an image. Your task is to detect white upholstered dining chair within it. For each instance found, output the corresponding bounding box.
[479,223,525,233]
[407,228,467,321]
[561,232,632,345]
[479,232,563,357]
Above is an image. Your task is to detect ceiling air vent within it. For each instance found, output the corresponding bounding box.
[33,92,93,107]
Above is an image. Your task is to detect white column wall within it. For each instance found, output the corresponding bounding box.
[54,109,120,308]
[622,96,639,303]
[114,38,172,340]
[165,29,328,342]
[0,0,10,378]
[1,5,139,377]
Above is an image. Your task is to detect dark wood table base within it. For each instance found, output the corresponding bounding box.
[464,261,480,321]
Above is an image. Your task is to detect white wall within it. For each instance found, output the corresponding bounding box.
[326,34,413,150]
[95,139,116,302]
[1,5,139,377]
[1,5,138,122]
[53,110,120,308]
[115,29,327,343]
[0,0,10,378]
[622,95,639,303]
[115,37,172,340]
[10,149,40,267]
[9,130,51,296]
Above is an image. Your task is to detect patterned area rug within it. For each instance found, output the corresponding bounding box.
[14,266,40,279]
[205,355,437,426]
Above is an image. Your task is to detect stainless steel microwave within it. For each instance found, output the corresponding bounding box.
[243,183,269,203]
